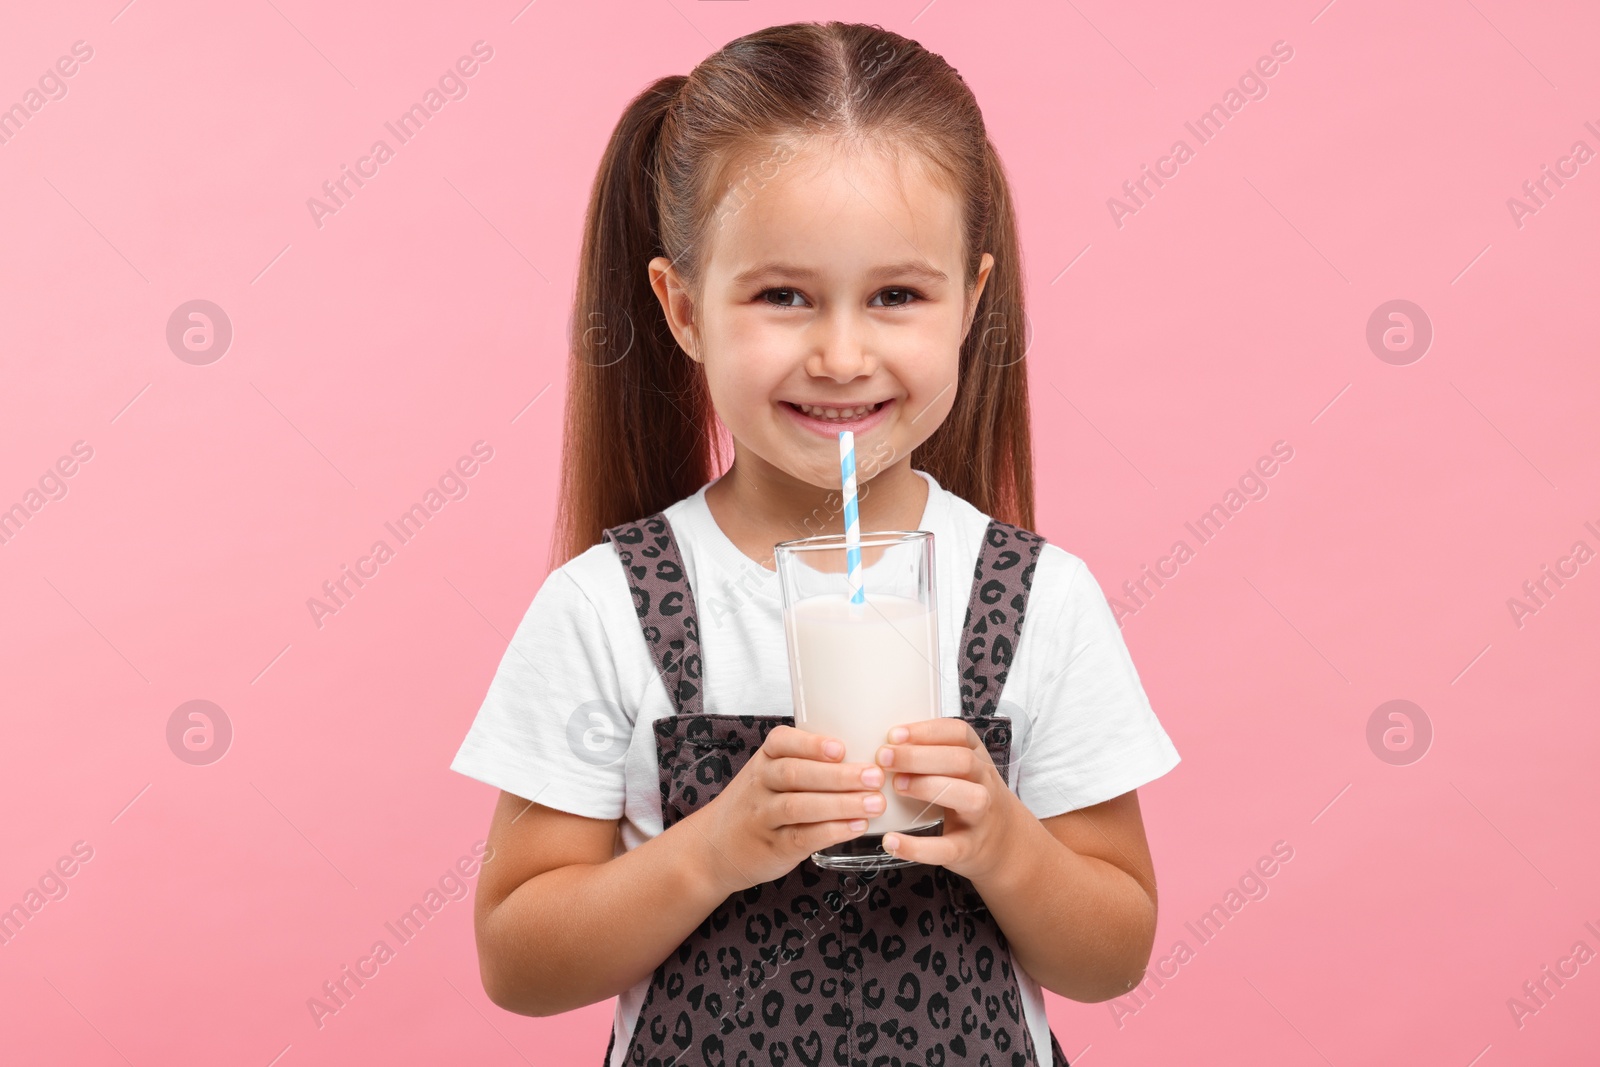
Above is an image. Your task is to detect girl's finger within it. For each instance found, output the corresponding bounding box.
[877,742,985,779]
[882,829,955,868]
[764,724,845,762]
[767,755,883,793]
[892,773,987,816]
[886,717,983,749]
[766,789,887,829]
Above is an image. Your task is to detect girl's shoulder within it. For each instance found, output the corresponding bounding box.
[548,484,711,625]
[931,477,1081,576]
[931,478,1098,626]
[534,535,638,630]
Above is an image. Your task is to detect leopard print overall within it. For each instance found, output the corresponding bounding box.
[601,512,1071,1067]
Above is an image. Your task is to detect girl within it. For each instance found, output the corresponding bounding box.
[451,20,1179,1067]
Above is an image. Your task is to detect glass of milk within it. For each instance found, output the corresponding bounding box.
[773,530,944,871]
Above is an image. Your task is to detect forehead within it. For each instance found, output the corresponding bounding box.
[701,138,967,283]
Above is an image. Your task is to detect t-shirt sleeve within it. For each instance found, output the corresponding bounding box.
[1013,553,1180,820]
[449,564,633,820]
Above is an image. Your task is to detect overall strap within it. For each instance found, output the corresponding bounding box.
[603,512,704,718]
[958,519,1047,718]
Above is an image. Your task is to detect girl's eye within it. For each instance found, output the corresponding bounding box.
[871,287,920,308]
[761,287,809,308]
[758,287,923,309]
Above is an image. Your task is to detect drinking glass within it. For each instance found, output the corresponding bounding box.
[774,530,945,871]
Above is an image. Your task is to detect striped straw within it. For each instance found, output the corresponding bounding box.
[838,430,864,605]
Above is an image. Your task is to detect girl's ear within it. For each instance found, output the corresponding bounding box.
[648,256,701,362]
[960,252,996,339]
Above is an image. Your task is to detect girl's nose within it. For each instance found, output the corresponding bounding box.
[807,317,874,382]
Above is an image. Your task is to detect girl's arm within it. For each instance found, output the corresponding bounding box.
[473,790,731,1017]
[972,789,1159,1002]
[475,728,887,1015]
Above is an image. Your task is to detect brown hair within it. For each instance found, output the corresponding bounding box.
[551,20,1034,569]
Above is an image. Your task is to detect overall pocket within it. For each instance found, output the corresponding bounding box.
[654,713,792,829]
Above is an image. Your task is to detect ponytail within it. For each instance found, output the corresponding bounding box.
[551,75,717,569]
[913,139,1035,532]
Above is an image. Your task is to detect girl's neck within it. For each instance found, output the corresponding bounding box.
[704,453,929,572]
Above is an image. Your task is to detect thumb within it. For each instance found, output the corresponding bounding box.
[882,832,914,862]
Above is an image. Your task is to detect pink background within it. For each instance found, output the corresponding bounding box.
[2,0,1597,1064]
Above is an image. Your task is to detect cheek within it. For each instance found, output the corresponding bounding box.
[893,320,964,387]
[701,347,782,425]
[725,310,806,365]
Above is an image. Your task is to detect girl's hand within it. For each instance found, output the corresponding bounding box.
[686,724,884,894]
[876,717,1025,881]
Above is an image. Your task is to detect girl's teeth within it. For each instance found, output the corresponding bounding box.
[798,402,880,420]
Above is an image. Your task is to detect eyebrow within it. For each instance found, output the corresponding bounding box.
[729,261,949,287]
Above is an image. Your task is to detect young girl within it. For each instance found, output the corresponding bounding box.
[451,20,1179,1067]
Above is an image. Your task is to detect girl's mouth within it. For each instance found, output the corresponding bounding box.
[782,399,894,436]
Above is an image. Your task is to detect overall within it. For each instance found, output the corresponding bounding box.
[601,512,1072,1067]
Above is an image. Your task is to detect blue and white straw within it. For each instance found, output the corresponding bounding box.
[838,430,864,605]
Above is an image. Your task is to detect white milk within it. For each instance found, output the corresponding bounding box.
[785,592,943,833]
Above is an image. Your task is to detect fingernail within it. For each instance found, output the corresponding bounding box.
[895,774,910,791]
[849,819,868,831]
[884,834,900,851]
[864,794,886,813]
[889,727,909,743]
[862,767,884,786]
[823,740,844,759]
[876,746,894,767]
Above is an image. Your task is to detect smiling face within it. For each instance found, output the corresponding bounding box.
[649,138,992,496]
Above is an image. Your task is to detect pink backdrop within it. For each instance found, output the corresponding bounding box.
[2,0,1596,1064]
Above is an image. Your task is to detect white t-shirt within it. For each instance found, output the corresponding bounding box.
[450,468,1180,1066]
